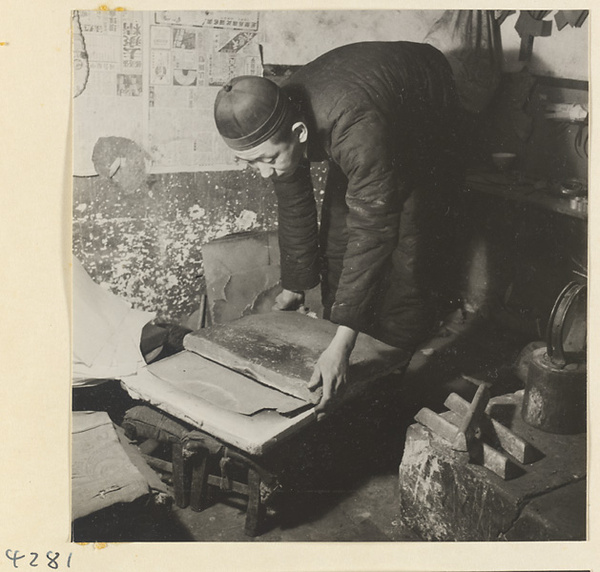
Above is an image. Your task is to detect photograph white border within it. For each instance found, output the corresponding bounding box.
[0,0,596,570]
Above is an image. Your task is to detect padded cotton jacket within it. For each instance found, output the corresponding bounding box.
[273,41,463,350]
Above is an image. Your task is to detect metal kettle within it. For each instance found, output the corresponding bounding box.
[522,282,587,434]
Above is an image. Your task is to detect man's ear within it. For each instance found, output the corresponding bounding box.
[292,121,308,144]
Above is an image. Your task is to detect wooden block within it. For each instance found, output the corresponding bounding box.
[488,415,538,465]
[482,442,512,480]
[414,408,465,451]
[184,312,410,403]
[444,392,536,464]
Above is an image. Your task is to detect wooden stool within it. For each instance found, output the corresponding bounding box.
[123,405,273,536]
[182,443,268,536]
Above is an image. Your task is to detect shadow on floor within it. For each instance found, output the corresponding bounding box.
[72,497,194,542]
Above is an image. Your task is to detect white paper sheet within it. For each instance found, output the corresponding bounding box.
[72,256,155,385]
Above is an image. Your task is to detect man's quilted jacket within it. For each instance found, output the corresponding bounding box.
[272,41,464,350]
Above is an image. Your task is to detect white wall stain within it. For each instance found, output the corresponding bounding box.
[188,204,205,219]
[235,209,258,231]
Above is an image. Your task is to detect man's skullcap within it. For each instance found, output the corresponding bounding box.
[214,76,291,151]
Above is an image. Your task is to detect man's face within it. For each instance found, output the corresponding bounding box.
[234,127,305,180]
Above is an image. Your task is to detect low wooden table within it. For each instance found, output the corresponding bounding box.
[119,312,411,535]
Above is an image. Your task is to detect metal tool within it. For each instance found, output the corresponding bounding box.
[453,383,489,451]
[414,382,536,480]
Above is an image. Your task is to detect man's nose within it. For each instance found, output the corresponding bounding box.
[257,164,274,179]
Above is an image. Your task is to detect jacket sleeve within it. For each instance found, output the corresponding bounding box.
[271,159,321,292]
[328,108,405,332]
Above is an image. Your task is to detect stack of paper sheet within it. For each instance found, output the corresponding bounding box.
[72,256,155,386]
[120,354,315,456]
[122,351,308,417]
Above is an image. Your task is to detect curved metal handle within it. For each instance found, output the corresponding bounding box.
[546,281,586,367]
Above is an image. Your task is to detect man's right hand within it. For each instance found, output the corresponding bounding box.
[272,289,305,311]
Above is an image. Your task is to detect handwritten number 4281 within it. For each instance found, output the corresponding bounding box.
[5,551,72,569]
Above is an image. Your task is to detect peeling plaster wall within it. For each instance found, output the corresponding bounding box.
[73,166,327,322]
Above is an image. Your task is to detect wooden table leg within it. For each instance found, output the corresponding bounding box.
[245,467,265,537]
[172,442,191,508]
[190,448,210,512]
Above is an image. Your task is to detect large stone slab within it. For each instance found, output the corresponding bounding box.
[184,312,410,403]
[398,390,586,540]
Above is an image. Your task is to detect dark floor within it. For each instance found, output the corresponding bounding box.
[73,311,532,542]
